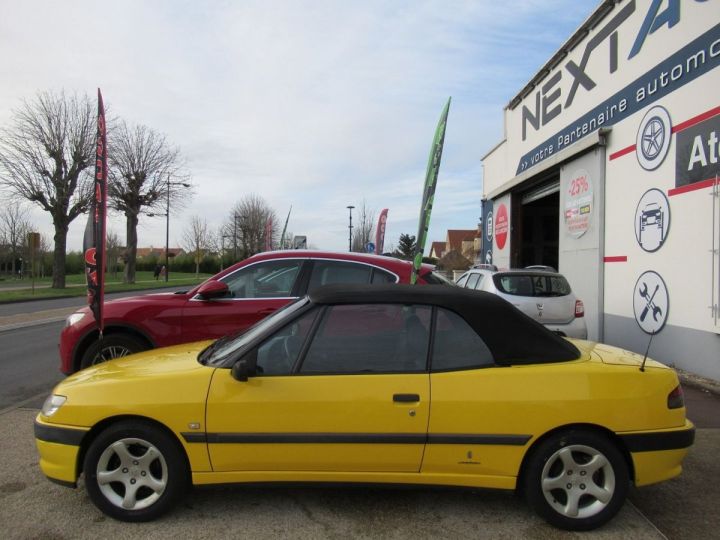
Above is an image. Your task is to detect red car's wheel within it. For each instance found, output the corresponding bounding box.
[80,334,148,369]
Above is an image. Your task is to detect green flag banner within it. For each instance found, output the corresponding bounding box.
[411,97,451,284]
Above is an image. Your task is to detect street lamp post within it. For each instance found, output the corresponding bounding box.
[347,205,354,252]
[153,176,191,282]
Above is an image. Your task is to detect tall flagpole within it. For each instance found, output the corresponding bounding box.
[410,97,451,284]
[280,206,292,249]
[83,88,108,336]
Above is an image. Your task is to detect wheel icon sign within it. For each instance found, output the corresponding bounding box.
[636,106,672,171]
[641,118,664,159]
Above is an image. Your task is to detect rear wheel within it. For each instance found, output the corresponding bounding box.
[83,421,188,522]
[524,430,629,531]
[80,334,148,369]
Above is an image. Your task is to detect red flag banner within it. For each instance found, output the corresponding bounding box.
[375,208,388,255]
[83,89,108,334]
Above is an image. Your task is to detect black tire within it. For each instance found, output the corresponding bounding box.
[80,334,148,369]
[83,420,188,522]
[523,430,629,531]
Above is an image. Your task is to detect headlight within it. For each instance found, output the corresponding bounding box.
[66,312,85,327]
[41,395,66,417]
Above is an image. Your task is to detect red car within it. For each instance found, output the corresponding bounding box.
[60,250,449,374]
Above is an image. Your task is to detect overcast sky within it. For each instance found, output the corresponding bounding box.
[0,0,594,255]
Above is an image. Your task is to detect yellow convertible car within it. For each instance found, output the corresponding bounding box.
[35,285,694,530]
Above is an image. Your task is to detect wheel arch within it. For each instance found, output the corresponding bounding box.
[75,415,191,485]
[516,423,635,494]
[73,325,155,372]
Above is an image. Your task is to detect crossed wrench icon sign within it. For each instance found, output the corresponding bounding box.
[639,282,663,322]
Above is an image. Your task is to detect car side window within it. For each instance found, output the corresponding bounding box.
[466,273,480,289]
[474,274,485,289]
[255,308,318,375]
[370,267,397,284]
[431,308,494,371]
[307,261,373,292]
[456,274,469,287]
[299,304,431,374]
[221,260,302,298]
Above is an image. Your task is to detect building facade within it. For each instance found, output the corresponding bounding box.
[482,0,719,379]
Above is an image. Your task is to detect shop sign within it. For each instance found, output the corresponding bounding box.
[636,106,672,171]
[633,270,670,334]
[675,111,720,189]
[634,188,670,252]
[515,19,720,174]
[564,169,593,238]
[494,203,508,250]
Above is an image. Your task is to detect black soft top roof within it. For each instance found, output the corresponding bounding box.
[309,284,580,365]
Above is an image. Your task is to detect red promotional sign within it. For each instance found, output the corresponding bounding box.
[495,203,508,250]
[375,208,388,255]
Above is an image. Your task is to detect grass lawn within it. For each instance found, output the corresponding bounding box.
[0,271,212,303]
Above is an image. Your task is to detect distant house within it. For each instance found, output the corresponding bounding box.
[433,227,483,271]
[136,247,185,259]
[429,241,446,259]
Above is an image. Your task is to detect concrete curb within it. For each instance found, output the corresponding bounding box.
[0,307,77,334]
[677,368,720,397]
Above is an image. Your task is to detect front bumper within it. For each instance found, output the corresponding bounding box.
[34,416,90,486]
[618,420,695,486]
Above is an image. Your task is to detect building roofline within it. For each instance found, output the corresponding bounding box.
[506,0,618,111]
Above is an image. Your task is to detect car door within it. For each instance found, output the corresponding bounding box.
[181,258,305,342]
[205,303,431,473]
[422,308,531,482]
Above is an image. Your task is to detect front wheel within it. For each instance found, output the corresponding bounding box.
[523,430,629,531]
[83,421,188,522]
[80,334,148,369]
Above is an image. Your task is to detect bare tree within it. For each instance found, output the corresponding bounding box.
[182,216,211,277]
[0,202,32,276]
[106,229,122,279]
[0,91,95,287]
[351,201,375,253]
[223,194,277,261]
[107,121,190,283]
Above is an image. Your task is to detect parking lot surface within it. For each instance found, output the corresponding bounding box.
[4,406,719,539]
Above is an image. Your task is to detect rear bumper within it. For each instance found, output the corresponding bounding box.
[619,420,695,486]
[544,317,587,339]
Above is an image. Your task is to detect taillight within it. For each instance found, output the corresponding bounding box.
[667,385,685,409]
[575,299,584,317]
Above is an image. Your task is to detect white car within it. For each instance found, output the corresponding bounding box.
[456,267,587,339]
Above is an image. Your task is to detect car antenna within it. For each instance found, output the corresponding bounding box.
[640,331,655,372]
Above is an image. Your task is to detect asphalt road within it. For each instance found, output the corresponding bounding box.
[0,321,64,410]
[0,302,718,538]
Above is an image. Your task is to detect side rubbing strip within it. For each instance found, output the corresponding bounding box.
[428,434,531,446]
[34,421,86,446]
[181,432,531,446]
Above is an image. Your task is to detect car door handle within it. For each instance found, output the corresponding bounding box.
[393,393,420,403]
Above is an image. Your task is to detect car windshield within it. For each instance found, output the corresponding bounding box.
[200,297,310,366]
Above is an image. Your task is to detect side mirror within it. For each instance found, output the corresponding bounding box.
[231,351,257,382]
[196,280,229,300]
